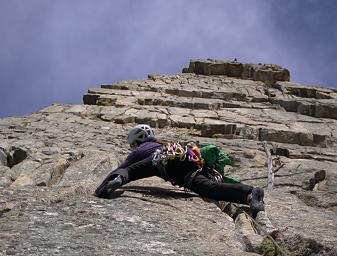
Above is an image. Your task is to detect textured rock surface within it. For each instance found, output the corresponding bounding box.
[1,60,337,255]
[182,59,290,82]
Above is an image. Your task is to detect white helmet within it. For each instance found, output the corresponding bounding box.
[127,124,155,145]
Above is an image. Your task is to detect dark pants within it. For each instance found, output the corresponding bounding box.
[186,174,252,204]
[95,155,157,195]
[95,155,252,205]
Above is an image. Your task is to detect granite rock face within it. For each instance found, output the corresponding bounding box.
[182,59,290,82]
[1,60,337,255]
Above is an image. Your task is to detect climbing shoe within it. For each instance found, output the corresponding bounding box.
[94,175,124,198]
[249,187,265,218]
[105,175,124,193]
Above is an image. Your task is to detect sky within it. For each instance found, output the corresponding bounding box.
[0,0,336,118]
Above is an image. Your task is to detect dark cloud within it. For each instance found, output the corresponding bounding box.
[261,0,337,86]
[0,0,336,118]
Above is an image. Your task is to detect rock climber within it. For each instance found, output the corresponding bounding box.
[94,124,265,218]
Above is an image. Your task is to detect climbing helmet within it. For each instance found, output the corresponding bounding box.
[127,124,155,145]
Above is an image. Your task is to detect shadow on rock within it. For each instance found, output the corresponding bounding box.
[121,185,198,199]
[106,190,124,199]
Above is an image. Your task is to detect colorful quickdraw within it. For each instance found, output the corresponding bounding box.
[152,142,204,168]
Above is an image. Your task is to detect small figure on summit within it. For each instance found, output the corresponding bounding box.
[95,124,264,218]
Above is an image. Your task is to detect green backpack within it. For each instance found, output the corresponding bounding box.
[200,144,240,184]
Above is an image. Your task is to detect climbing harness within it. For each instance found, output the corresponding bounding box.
[152,142,204,181]
[207,167,224,183]
[152,142,239,185]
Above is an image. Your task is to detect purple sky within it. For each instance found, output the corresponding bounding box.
[0,0,336,118]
